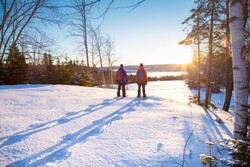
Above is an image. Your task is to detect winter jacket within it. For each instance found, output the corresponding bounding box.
[116,68,128,84]
[136,67,148,84]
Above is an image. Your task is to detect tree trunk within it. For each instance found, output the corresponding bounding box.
[99,52,106,87]
[197,37,201,105]
[82,0,90,68]
[197,0,201,105]
[249,0,250,19]
[205,0,215,108]
[110,65,114,88]
[230,0,249,140]
[223,0,233,112]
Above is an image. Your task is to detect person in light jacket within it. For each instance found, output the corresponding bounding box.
[136,63,148,98]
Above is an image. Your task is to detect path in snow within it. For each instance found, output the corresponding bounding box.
[0,81,233,166]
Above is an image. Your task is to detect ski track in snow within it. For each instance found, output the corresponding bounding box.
[0,81,234,167]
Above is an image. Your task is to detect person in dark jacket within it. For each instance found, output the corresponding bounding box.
[136,63,148,98]
[116,64,128,97]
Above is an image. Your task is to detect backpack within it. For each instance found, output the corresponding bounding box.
[137,69,144,80]
[117,70,123,80]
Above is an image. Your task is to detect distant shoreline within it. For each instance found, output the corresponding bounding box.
[112,64,187,72]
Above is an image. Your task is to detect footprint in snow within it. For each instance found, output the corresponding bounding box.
[157,143,163,152]
[171,116,178,121]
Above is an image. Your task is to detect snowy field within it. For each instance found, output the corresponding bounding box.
[0,80,234,167]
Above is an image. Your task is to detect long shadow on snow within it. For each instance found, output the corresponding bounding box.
[162,107,233,166]
[7,98,148,167]
[0,84,49,90]
[0,98,121,148]
[178,109,233,166]
[201,108,233,140]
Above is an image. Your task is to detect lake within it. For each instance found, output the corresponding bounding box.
[126,70,187,78]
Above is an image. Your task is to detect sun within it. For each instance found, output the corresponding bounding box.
[165,45,193,64]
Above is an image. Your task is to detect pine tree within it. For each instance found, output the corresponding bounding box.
[222,0,233,112]
[204,0,215,108]
[6,45,29,84]
[181,0,233,108]
[41,52,54,83]
[0,63,8,84]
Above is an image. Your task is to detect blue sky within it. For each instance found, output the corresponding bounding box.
[57,0,195,66]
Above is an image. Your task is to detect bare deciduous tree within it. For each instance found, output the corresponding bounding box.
[89,26,106,86]
[66,0,145,69]
[0,0,61,63]
[104,34,117,88]
[68,0,92,68]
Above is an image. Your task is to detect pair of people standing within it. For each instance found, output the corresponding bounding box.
[116,63,148,98]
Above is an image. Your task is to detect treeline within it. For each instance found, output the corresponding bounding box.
[0,44,187,86]
[123,64,187,72]
[0,45,117,87]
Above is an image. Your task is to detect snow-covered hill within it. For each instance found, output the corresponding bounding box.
[0,81,233,166]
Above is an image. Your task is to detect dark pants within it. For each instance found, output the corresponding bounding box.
[117,83,126,97]
[137,83,146,97]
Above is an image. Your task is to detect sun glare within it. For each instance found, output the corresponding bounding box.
[165,45,193,64]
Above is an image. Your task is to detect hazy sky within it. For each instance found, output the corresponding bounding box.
[57,0,195,66]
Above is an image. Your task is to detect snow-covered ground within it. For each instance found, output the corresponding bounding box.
[190,87,236,111]
[0,81,234,167]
